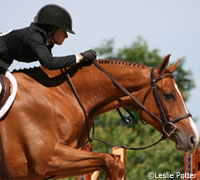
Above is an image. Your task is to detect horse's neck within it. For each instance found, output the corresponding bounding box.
[17,62,151,115]
[71,60,151,115]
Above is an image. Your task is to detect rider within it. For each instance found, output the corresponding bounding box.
[0,4,96,77]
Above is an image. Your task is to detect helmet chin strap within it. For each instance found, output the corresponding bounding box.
[46,38,53,45]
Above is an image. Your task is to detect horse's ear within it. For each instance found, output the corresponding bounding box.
[167,59,181,73]
[157,54,170,74]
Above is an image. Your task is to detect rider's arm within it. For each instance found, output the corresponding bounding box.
[23,32,81,70]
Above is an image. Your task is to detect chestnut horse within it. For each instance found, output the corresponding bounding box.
[0,55,199,179]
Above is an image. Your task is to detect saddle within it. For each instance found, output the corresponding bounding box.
[0,75,10,110]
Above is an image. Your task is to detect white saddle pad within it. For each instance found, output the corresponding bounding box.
[0,71,17,119]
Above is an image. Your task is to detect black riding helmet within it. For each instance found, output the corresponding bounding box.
[34,4,75,34]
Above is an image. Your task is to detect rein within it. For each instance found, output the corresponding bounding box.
[62,69,94,142]
[64,60,191,150]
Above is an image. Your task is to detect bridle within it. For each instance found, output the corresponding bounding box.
[64,60,192,150]
[140,67,192,137]
[93,61,192,138]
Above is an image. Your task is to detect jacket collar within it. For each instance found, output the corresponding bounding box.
[29,23,54,48]
[29,23,48,37]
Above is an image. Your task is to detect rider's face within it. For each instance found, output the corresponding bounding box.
[53,29,68,45]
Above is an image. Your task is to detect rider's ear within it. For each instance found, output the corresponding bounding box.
[167,59,181,73]
[158,54,170,74]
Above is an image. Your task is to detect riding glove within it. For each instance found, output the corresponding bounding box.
[81,49,97,64]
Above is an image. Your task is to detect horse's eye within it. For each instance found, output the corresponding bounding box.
[163,92,175,101]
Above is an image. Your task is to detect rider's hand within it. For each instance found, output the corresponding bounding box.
[80,49,97,64]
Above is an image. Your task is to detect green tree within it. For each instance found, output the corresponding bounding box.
[93,112,184,180]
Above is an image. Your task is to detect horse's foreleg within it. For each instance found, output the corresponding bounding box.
[44,143,125,180]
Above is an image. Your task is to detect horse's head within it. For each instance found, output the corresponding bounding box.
[140,54,199,152]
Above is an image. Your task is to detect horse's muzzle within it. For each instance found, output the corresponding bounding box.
[174,131,198,153]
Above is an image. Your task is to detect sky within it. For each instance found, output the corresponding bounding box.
[1,0,200,132]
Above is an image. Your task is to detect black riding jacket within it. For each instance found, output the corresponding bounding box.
[0,23,77,74]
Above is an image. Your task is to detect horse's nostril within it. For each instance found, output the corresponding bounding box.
[190,136,195,145]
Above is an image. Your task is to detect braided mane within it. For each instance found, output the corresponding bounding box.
[97,58,146,68]
[11,58,146,74]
